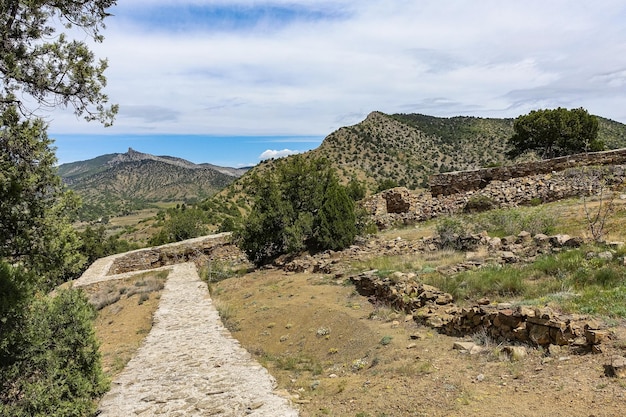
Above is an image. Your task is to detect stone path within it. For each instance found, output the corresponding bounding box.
[74,238,299,416]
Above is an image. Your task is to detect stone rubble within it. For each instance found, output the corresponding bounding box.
[429,147,626,196]
[349,268,611,353]
[364,164,626,229]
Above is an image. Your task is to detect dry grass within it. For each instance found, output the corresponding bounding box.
[210,266,626,417]
[80,270,169,379]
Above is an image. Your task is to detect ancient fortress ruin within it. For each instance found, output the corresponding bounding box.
[365,148,626,228]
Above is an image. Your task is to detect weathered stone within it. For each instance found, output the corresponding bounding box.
[476,297,490,306]
[517,231,532,243]
[430,148,626,196]
[488,237,502,250]
[499,251,519,263]
[585,329,610,345]
[605,356,626,378]
[528,324,551,346]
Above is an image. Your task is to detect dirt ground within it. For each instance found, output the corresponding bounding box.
[211,269,626,417]
[82,260,626,417]
[80,271,167,378]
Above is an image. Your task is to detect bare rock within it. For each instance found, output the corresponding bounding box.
[605,356,626,378]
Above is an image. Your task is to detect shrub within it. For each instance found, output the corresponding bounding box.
[471,207,555,237]
[376,178,399,193]
[463,195,495,213]
[237,156,359,265]
[0,284,108,417]
[436,217,468,250]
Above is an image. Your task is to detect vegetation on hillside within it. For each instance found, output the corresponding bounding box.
[64,158,238,221]
[507,107,604,159]
[235,156,362,265]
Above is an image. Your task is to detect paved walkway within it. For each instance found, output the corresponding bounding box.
[74,237,299,416]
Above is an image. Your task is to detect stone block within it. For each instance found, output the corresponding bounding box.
[605,356,626,378]
[528,323,551,346]
[585,329,610,345]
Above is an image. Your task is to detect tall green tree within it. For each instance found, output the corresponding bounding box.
[237,156,359,265]
[314,176,357,251]
[1,2,117,415]
[507,107,603,159]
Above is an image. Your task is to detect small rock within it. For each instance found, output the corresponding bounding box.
[476,297,490,306]
[503,346,527,361]
[476,374,485,382]
[598,251,613,261]
[406,343,417,349]
[453,341,476,352]
[585,329,610,345]
[605,356,626,378]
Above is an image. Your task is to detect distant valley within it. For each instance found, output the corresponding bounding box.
[58,148,249,220]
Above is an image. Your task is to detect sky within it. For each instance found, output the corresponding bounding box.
[47,0,626,166]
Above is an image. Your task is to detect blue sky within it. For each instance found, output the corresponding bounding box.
[46,0,626,166]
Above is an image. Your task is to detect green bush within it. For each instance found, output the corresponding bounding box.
[463,195,495,213]
[237,156,359,265]
[149,207,208,245]
[0,270,108,417]
[435,217,468,250]
[376,178,399,193]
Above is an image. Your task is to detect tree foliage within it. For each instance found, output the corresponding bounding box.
[0,106,87,290]
[0,274,108,417]
[149,206,209,246]
[78,225,138,265]
[1,2,116,414]
[236,156,359,265]
[507,107,604,159]
[0,0,118,124]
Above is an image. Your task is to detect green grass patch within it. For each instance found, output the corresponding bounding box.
[562,286,626,317]
[468,206,556,237]
[419,247,626,317]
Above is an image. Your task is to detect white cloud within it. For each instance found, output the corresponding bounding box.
[259,149,301,160]
[47,0,626,136]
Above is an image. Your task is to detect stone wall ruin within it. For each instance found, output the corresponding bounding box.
[429,148,626,196]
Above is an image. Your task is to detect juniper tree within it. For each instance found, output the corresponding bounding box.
[237,155,359,265]
[507,107,603,159]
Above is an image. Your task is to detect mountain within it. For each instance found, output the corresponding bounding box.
[59,148,249,220]
[306,111,626,190]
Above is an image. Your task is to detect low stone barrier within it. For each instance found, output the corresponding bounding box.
[350,269,610,353]
[364,164,626,229]
[429,148,626,196]
[107,233,249,275]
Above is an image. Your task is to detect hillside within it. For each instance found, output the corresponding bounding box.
[199,111,626,232]
[59,148,248,220]
[310,111,626,191]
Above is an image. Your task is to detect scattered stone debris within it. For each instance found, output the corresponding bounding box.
[350,268,611,353]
